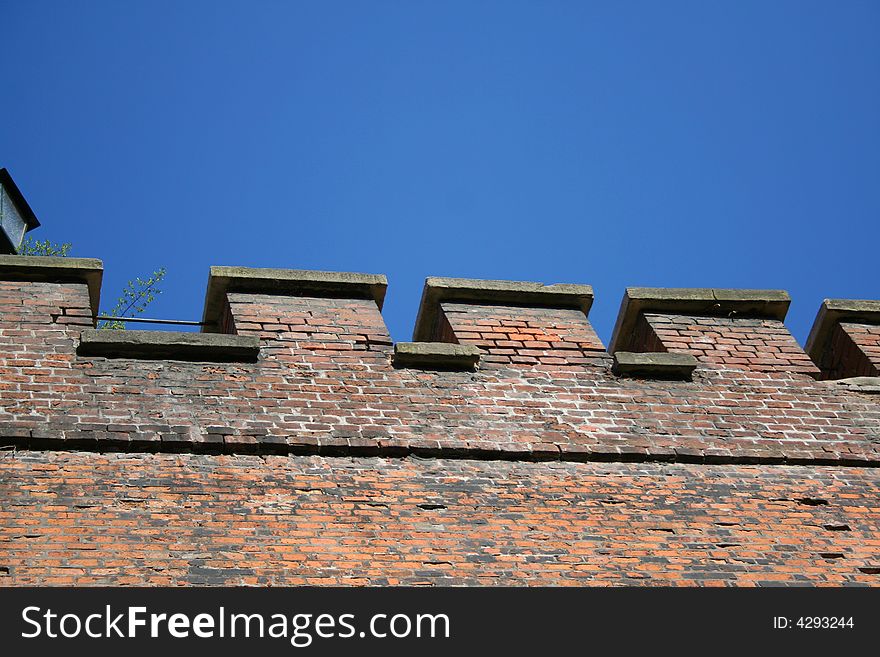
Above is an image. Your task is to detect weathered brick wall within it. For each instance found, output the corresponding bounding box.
[635,313,821,376]
[3,277,877,461]
[824,323,880,380]
[843,323,880,370]
[805,299,880,381]
[3,453,879,586]
[227,292,393,349]
[0,280,93,422]
[1,262,879,586]
[439,303,605,367]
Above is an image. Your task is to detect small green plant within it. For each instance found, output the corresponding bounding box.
[19,237,165,330]
[98,268,166,330]
[19,237,72,257]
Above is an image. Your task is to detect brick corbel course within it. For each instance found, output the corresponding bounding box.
[806,299,880,379]
[5,431,880,467]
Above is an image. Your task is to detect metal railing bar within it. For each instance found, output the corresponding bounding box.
[94,316,206,326]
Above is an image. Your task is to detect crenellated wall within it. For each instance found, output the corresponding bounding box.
[1,255,878,586]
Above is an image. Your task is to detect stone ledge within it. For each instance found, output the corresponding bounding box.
[609,287,791,353]
[828,376,880,395]
[0,254,103,316]
[78,329,260,362]
[413,276,594,342]
[201,266,388,332]
[393,342,481,370]
[4,431,879,468]
[612,351,699,379]
[806,299,880,372]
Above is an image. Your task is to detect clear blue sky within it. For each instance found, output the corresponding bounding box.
[3,1,878,343]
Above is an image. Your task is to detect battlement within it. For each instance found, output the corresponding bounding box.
[3,256,873,377]
[1,257,878,465]
[3,256,879,587]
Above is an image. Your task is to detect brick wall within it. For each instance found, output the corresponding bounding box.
[636,313,821,376]
[438,302,605,367]
[843,324,880,371]
[822,323,880,380]
[2,452,878,586]
[805,299,880,380]
[227,292,392,349]
[1,261,879,586]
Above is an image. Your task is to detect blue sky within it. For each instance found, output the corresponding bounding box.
[3,1,878,343]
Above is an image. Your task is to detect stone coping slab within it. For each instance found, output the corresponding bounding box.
[0,254,103,316]
[393,341,481,370]
[609,287,791,353]
[806,299,880,371]
[829,376,880,394]
[78,328,260,362]
[202,266,388,332]
[612,351,699,379]
[413,276,594,342]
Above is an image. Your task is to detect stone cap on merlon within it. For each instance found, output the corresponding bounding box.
[201,266,388,332]
[805,299,880,370]
[0,254,103,316]
[609,287,791,353]
[412,276,594,342]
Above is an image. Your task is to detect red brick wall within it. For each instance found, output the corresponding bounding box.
[637,313,820,377]
[227,292,392,349]
[2,452,878,586]
[439,302,605,367]
[0,280,92,422]
[2,278,876,462]
[0,280,93,330]
[844,323,880,372]
[2,275,880,587]
[823,323,880,379]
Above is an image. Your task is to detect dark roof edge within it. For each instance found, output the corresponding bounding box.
[0,168,41,229]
